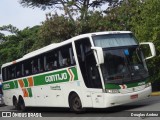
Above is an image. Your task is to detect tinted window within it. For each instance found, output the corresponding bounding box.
[93,33,138,48]
[75,38,102,88]
[2,43,75,81]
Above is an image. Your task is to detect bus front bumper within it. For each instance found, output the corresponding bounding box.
[104,86,151,108]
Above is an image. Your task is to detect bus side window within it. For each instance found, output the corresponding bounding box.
[25,70,29,75]
[11,66,16,79]
[75,38,102,88]
[46,63,53,71]
[33,67,38,74]
[2,67,7,81]
[58,51,63,67]
[45,51,58,71]
[59,44,75,67]
[31,59,38,74]
[38,57,44,72]
[7,67,12,80]
[24,60,32,76]
[53,60,57,68]
[62,58,68,66]
[16,63,22,78]
[17,71,20,77]
[69,47,75,65]
[22,64,24,76]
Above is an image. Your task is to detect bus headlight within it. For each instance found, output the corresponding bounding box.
[106,89,119,93]
[145,82,151,88]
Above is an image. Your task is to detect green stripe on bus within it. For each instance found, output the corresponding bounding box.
[2,81,17,90]
[105,84,121,89]
[23,78,28,87]
[27,88,33,97]
[126,79,149,88]
[70,67,78,80]
[105,79,149,89]
[14,80,18,88]
[33,70,70,86]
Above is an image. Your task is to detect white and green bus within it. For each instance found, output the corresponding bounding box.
[1,31,156,112]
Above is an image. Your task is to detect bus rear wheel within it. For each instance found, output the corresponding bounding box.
[69,93,85,113]
[18,97,27,112]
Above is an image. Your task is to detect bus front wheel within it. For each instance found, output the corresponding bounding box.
[69,93,85,113]
[13,97,20,110]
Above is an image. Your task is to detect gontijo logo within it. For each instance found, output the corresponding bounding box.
[45,73,68,82]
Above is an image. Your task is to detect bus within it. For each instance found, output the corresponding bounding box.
[1,31,156,112]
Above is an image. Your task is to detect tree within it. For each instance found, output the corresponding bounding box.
[0,33,5,43]
[32,14,75,49]
[0,24,19,34]
[17,25,40,55]
[19,0,120,22]
[0,24,19,42]
[131,0,160,82]
[0,26,40,69]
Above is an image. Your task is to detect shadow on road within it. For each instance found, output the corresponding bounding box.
[5,96,160,117]
[26,104,145,113]
[19,105,147,117]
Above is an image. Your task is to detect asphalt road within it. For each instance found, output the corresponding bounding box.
[0,96,160,120]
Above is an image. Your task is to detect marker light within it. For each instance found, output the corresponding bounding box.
[106,89,119,93]
[145,82,151,88]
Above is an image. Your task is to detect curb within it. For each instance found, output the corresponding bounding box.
[151,92,160,96]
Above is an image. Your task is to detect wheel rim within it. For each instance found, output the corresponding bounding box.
[72,97,82,111]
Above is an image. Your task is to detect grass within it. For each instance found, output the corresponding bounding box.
[151,91,160,96]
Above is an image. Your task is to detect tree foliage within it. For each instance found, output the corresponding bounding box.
[0,24,19,34]
[19,0,120,22]
[34,13,76,48]
[0,24,19,42]
[131,0,160,82]
[0,26,40,67]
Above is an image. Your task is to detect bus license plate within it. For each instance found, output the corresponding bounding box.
[130,94,138,99]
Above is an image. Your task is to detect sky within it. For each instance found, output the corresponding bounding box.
[0,0,107,34]
[0,0,51,30]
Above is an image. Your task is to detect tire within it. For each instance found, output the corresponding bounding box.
[18,97,27,112]
[69,93,85,113]
[13,97,20,110]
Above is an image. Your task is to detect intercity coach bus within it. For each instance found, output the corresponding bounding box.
[1,31,156,112]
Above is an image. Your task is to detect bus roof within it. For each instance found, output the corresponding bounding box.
[1,31,132,68]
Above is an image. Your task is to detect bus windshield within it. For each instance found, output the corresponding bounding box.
[92,34,149,84]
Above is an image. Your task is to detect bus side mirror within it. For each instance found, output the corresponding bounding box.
[140,42,156,60]
[91,47,104,65]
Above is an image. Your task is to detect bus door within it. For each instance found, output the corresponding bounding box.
[75,38,104,108]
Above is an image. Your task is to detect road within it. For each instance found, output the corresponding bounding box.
[0,96,160,120]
